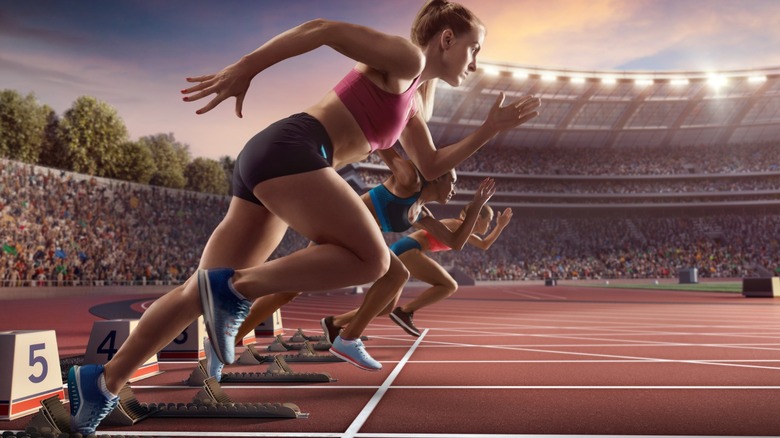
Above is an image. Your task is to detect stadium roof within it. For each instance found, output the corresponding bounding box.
[429,62,780,149]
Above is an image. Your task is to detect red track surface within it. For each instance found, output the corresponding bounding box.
[3,282,780,437]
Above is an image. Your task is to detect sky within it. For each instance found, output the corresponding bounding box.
[2,0,780,161]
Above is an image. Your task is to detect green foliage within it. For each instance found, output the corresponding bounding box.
[113,140,156,184]
[185,157,230,195]
[37,106,67,168]
[0,90,48,162]
[59,96,128,176]
[143,133,191,189]
[2,89,231,195]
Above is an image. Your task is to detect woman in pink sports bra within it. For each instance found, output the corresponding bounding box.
[66,2,540,432]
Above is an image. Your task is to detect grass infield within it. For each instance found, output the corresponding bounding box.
[564,280,744,293]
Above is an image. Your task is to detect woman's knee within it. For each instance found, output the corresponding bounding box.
[441,277,458,295]
[353,244,391,284]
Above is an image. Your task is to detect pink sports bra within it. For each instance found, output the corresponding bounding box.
[422,230,451,253]
[334,68,419,152]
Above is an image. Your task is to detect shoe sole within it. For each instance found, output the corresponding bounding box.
[197,269,230,365]
[68,366,82,426]
[328,347,381,372]
[203,340,223,382]
[389,312,421,337]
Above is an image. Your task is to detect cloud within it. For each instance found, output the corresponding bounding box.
[0,10,86,48]
[465,0,780,71]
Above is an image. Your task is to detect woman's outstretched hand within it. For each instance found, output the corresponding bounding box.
[181,61,253,118]
[484,93,541,133]
[473,177,497,206]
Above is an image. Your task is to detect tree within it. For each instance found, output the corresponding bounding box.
[219,155,235,194]
[185,157,229,195]
[143,133,191,189]
[58,96,128,176]
[112,140,156,184]
[37,106,68,169]
[0,90,47,162]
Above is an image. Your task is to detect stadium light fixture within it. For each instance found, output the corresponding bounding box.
[670,78,689,86]
[706,73,727,89]
[569,76,586,84]
[600,76,617,85]
[634,78,654,86]
[748,75,767,84]
[541,74,557,82]
[483,66,501,76]
[512,70,529,79]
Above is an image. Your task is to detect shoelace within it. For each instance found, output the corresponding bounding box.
[222,298,251,336]
[353,339,371,359]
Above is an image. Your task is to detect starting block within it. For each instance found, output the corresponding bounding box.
[287,328,368,343]
[255,309,284,337]
[0,330,65,420]
[84,319,161,381]
[27,377,307,434]
[268,334,331,352]
[239,343,344,364]
[187,357,335,385]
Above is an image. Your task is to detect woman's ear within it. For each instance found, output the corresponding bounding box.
[440,29,455,49]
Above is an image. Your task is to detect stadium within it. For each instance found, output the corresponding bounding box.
[3,14,780,438]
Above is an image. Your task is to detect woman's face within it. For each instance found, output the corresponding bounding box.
[475,211,493,235]
[440,25,485,87]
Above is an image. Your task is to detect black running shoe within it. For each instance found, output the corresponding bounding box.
[320,316,342,345]
[389,306,420,337]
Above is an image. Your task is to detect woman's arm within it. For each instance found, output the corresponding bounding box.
[415,178,496,250]
[398,93,541,181]
[468,208,513,250]
[376,148,420,196]
[182,19,424,117]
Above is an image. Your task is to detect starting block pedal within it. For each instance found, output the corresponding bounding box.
[239,343,343,364]
[187,357,335,386]
[268,334,330,352]
[0,330,65,420]
[84,319,162,381]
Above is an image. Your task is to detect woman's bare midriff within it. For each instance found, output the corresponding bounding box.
[305,91,372,170]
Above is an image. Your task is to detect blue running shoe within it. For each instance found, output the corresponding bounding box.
[329,335,382,371]
[68,364,118,435]
[197,268,250,365]
[203,337,224,382]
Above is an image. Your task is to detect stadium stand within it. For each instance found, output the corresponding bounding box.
[2,64,779,285]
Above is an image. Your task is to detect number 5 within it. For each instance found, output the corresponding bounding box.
[28,343,48,384]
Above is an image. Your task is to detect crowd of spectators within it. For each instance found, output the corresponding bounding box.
[1,139,779,288]
[419,213,780,281]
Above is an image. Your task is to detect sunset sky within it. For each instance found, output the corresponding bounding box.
[3,0,779,160]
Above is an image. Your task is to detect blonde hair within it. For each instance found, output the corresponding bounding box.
[411,0,483,120]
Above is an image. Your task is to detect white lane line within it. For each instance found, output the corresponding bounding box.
[342,329,428,438]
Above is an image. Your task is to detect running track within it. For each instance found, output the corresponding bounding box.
[2,281,780,437]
